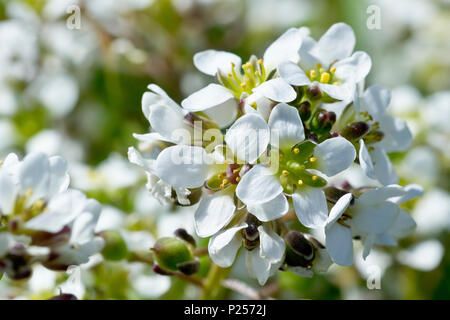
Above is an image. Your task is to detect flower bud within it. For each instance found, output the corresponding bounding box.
[341,121,370,140]
[310,109,336,134]
[243,214,261,250]
[306,84,322,100]
[284,231,315,268]
[298,101,311,121]
[101,230,128,261]
[324,186,353,205]
[151,237,193,272]
[174,228,196,247]
[177,260,200,275]
[49,293,77,300]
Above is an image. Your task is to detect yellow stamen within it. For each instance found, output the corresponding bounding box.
[293,148,300,154]
[309,157,317,163]
[257,59,263,65]
[222,179,228,185]
[297,179,303,185]
[240,82,247,89]
[312,175,318,181]
[282,170,289,176]
[233,168,241,174]
[319,68,325,74]
[320,72,330,83]
[309,70,317,79]
[316,63,322,69]
[236,177,241,182]
[330,67,336,74]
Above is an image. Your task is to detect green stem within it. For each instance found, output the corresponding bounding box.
[201,263,231,300]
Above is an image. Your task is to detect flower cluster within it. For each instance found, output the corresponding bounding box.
[126,23,422,285]
[0,152,104,280]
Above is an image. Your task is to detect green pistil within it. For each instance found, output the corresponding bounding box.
[220,58,267,98]
[277,142,327,193]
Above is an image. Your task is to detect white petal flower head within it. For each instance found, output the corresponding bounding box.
[325,184,423,266]
[0,152,104,278]
[236,103,355,229]
[353,85,412,185]
[279,23,372,101]
[208,221,285,285]
[182,28,310,127]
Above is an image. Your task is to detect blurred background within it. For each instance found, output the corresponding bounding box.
[0,0,448,299]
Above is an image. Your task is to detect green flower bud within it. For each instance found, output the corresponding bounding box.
[310,109,336,135]
[151,237,193,272]
[101,230,128,261]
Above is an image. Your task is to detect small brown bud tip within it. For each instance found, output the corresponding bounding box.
[341,121,370,140]
[153,264,174,276]
[298,101,311,121]
[306,84,322,100]
[177,261,200,275]
[49,293,77,300]
[174,228,196,247]
[285,231,314,260]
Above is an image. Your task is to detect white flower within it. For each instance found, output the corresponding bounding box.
[356,85,413,185]
[236,103,356,228]
[279,23,371,101]
[133,84,193,145]
[0,152,104,277]
[147,112,271,237]
[181,27,309,127]
[208,222,285,285]
[325,184,423,266]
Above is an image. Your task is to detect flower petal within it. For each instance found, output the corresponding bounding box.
[246,249,271,285]
[326,193,353,226]
[0,170,17,215]
[203,98,238,128]
[371,147,398,186]
[268,103,305,150]
[325,223,353,266]
[258,225,285,263]
[247,192,289,222]
[48,156,70,197]
[334,51,372,83]
[313,23,355,68]
[263,27,309,72]
[181,84,235,112]
[314,137,356,177]
[193,50,241,76]
[149,103,191,144]
[225,113,270,163]
[208,223,247,268]
[195,189,236,238]
[351,201,399,234]
[357,185,405,206]
[236,165,282,205]
[389,209,417,239]
[359,139,376,180]
[155,145,208,188]
[278,61,311,86]
[318,83,353,101]
[18,152,50,203]
[252,78,296,103]
[361,85,391,117]
[292,187,328,228]
[25,190,87,233]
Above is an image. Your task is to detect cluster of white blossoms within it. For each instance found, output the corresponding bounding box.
[0,152,104,280]
[127,23,423,285]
